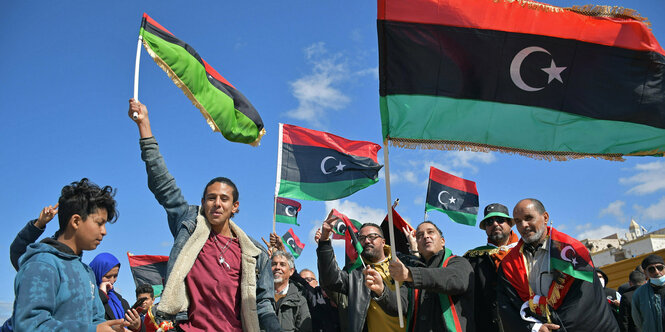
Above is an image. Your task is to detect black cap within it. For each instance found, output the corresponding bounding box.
[641,254,665,270]
[479,203,513,230]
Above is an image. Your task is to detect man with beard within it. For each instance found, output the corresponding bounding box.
[272,251,311,332]
[317,217,406,332]
[497,199,619,332]
[464,203,519,331]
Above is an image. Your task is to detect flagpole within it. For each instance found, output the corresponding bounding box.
[132,35,143,119]
[382,139,404,328]
[273,124,285,234]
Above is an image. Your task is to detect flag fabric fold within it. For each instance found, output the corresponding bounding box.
[282,228,305,258]
[380,207,414,255]
[139,13,265,146]
[127,253,169,297]
[330,209,364,271]
[549,227,594,283]
[378,0,665,160]
[425,167,478,226]
[275,197,302,225]
[277,124,383,201]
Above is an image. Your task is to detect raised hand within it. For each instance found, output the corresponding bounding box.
[388,258,412,282]
[363,267,384,295]
[35,203,59,229]
[96,319,130,332]
[128,98,153,138]
[270,232,286,251]
[320,210,338,242]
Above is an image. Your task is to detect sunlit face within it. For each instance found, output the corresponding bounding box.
[136,293,154,313]
[513,201,548,245]
[74,208,108,254]
[358,226,385,263]
[201,182,239,227]
[300,270,318,288]
[271,255,294,285]
[415,223,445,260]
[485,217,513,244]
[646,263,665,279]
[102,266,120,285]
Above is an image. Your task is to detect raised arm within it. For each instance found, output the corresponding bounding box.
[129,99,192,237]
[10,204,57,270]
[316,214,350,294]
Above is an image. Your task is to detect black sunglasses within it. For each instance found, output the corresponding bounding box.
[647,264,665,274]
[485,217,510,225]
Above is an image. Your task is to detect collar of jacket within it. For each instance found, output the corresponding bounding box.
[158,207,262,331]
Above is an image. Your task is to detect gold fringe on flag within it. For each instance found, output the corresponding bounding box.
[387,137,632,162]
[141,39,266,147]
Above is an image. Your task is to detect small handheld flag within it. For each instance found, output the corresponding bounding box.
[139,13,265,146]
[380,206,414,255]
[549,227,594,283]
[127,253,169,297]
[425,167,479,226]
[276,123,383,201]
[329,209,365,270]
[275,197,301,225]
[282,228,305,258]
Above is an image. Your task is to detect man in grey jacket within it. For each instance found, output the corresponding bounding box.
[272,250,311,332]
[128,99,280,332]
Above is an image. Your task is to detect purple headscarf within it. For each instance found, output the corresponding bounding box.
[89,252,124,320]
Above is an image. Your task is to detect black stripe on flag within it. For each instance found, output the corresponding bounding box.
[426,181,479,215]
[281,143,382,183]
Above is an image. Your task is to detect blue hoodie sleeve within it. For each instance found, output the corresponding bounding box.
[10,220,45,271]
[13,260,98,332]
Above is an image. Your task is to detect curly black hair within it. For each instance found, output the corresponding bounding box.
[57,178,118,232]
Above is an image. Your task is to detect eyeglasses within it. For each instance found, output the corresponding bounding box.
[647,264,665,274]
[303,277,316,282]
[358,233,383,242]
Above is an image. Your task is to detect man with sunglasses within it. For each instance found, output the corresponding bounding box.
[317,217,407,332]
[464,203,519,332]
[632,254,665,332]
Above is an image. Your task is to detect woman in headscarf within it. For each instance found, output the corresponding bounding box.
[90,252,142,331]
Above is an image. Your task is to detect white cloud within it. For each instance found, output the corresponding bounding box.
[324,200,386,224]
[0,301,11,322]
[576,224,625,240]
[620,161,665,195]
[448,151,496,173]
[635,196,665,221]
[389,170,419,185]
[286,43,374,127]
[599,200,626,222]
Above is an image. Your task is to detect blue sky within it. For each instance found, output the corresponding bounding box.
[1,0,664,320]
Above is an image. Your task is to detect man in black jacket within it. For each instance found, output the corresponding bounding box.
[317,215,406,332]
[379,221,475,332]
[619,270,646,332]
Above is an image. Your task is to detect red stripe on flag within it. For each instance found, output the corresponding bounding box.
[202,59,235,89]
[377,0,664,55]
[142,13,174,36]
[282,124,381,162]
[429,167,478,195]
[287,228,305,249]
[127,253,169,268]
[277,197,302,211]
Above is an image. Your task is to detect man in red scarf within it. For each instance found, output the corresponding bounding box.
[464,203,519,332]
[497,199,618,332]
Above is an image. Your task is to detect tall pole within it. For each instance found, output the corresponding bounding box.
[383,139,404,327]
[273,124,285,234]
[132,35,143,119]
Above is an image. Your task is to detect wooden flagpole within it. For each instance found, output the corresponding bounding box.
[132,35,143,119]
[383,139,404,327]
[273,124,285,234]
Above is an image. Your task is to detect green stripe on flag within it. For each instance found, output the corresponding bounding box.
[276,214,299,226]
[140,29,263,145]
[425,203,477,226]
[278,178,378,201]
[550,257,594,283]
[381,95,665,156]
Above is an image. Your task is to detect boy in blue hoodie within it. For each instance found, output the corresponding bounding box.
[12,178,129,332]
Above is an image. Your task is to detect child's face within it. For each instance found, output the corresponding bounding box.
[75,208,108,252]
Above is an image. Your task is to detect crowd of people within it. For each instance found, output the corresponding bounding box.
[5,99,664,332]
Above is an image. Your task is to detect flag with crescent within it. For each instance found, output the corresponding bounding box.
[282,228,305,258]
[127,253,169,297]
[275,197,301,225]
[276,123,383,201]
[331,209,362,240]
[549,227,594,283]
[425,167,478,226]
[139,13,265,146]
[329,209,364,270]
[378,0,665,160]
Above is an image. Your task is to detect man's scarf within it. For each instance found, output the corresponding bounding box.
[500,228,574,319]
[488,231,519,269]
[90,252,125,319]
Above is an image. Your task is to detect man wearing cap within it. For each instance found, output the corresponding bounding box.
[631,254,665,332]
[464,203,519,332]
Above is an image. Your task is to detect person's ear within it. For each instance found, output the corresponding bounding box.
[69,214,82,231]
[232,201,239,213]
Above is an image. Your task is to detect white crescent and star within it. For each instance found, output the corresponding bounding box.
[560,245,578,266]
[510,46,567,92]
[320,156,346,175]
[437,191,457,206]
[284,205,297,217]
[287,237,296,248]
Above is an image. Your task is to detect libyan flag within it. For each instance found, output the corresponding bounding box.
[329,209,364,271]
[549,227,594,283]
[127,253,168,297]
[425,167,478,226]
[282,228,305,258]
[378,0,665,160]
[277,123,383,201]
[139,13,265,146]
[275,197,301,225]
[380,207,414,255]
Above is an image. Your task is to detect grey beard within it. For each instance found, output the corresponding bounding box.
[523,227,545,244]
[489,232,508,244]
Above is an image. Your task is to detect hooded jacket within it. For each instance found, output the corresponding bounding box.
[275,281,312,332]
[12,238,106,332]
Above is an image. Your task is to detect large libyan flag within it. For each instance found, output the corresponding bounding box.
[140,13,265,146]
[378,0,665,160]
[276,123,383,201]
